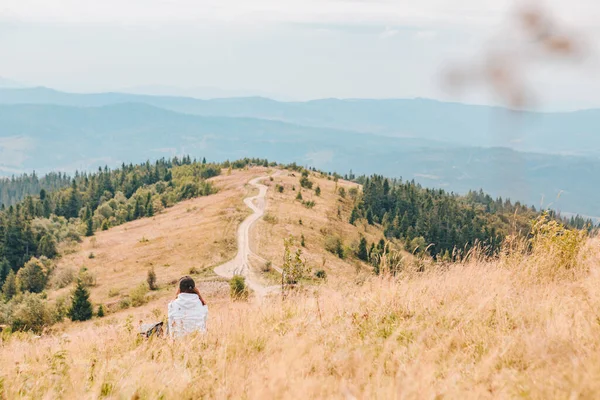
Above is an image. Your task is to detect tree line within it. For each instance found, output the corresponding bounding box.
[0,171,73,208]
[0,156,272,297]
[349,175,596,260]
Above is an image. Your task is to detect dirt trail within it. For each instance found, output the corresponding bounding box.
[214,173,280,297]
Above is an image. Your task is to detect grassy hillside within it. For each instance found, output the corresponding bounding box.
[0,164,597,398]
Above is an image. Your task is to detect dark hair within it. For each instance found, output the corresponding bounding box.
[179,276,196,293]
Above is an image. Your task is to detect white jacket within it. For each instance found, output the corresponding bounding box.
[168,293,208,338]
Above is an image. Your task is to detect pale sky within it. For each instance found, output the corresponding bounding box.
[2,0,600,109]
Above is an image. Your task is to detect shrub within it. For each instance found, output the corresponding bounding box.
[52,294,69,323]
[299,171,313,189]
[130,283,149,307]
[324,235,345,259]
[276,184,284,193]
[97,304,105,318]
[8,292,53,333]
[119,297,131,310]
[147,267,157,290]
[230,275,249,301]
[528,213,588,279]
[88,252,95,259]
[315,270,327,280]
[282,237,310,285]
[296,192,303,200]
[302,200,315,209]
[263,213,278,224]
[17,258,48,294]
[108,288,120,298]
[51,267,75,289]
[262,261,273,273]
[315,186,321,196]
[78,267,97,287]
[38,234,58,259]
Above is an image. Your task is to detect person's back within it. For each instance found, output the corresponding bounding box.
[168,276,208,338]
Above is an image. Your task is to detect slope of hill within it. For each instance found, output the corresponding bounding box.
[1,102,599,215]
[47,169,261,306]
[2,87,600,155]
[0,167,599,399]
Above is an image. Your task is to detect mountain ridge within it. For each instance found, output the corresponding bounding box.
[0,102,599,216]
[2,87,600,156]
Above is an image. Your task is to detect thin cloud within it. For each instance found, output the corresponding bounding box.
[380,26,400,39]
[0,0,517,28]
[415,30,438,39]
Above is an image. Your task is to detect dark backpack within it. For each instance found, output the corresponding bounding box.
[139,321,164,339]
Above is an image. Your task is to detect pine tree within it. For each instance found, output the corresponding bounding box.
[97,304,105,318]
[2,270,18,300]
[69,279,93,322]
[349,207,359,225]
[357,236,369,261]
[366,208,374,225]
[84,207,94,237]
[0,258,10,285]
[66,180,80,219]
[134,197,143,219]
[146,193,154,217]
[315,186,321,196]
[296,191,303,201]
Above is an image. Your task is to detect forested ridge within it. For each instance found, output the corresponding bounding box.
[350,175,596,260]
[0,172,72,207]
[0,157,271,289]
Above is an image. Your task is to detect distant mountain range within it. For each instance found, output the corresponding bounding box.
[2,87,600,156]
[119,84,292,101]
[0,87,598,216]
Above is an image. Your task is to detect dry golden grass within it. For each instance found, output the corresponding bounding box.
[2,168,599,399]
[51,168,269,307]
[1,237,599,399]
[251,171,386,284]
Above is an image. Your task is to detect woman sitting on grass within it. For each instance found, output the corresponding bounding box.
[168,276,208,338]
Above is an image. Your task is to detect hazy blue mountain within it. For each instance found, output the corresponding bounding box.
[1,87,599,156]
[119,84,292,101]
[0,103,598,216]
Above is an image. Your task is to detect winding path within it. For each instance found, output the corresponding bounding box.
[214,173,280,297]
